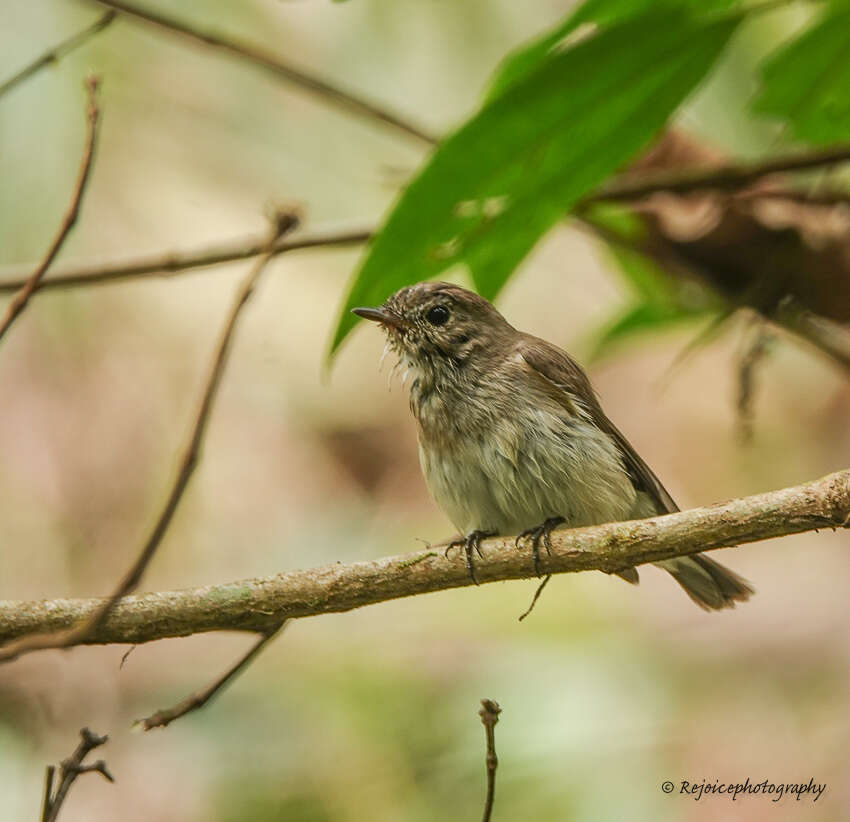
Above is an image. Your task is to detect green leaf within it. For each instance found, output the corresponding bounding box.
[590,301,717,359]
[330,10,741,355]
[606,242,681,304]
[487,0,738,100]
[582,205,722,358]
[752,5,850,143]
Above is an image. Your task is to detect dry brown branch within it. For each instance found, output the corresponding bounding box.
[591,141,850,202]
[0,212,298,664]
[576,214,850,372]
[41,728,113,822]
[136,621,287,731]
[3,141,850,304]
[775,302,850,369]
[0,76,101,344]
[0,13,115,99]
[736,319,774,443]
[0,469,847,648]
[735,187,850,207]
[478,699,501,822]
[608,131,850,332]
[0,225,371,294]
[85,0,435,143]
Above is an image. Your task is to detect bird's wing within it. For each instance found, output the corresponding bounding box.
[517,335,679,515]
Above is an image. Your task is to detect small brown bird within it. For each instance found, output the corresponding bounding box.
[353,282,753,610]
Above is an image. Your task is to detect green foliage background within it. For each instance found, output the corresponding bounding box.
[333,0,850,355]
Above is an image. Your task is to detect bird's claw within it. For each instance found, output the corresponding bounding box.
[446,530,493,585]
[516,516,565,577]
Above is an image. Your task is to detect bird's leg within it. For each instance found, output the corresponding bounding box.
[516,516,566,577]
[445,530,494,585]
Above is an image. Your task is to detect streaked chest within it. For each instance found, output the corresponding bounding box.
[413,379,636,535]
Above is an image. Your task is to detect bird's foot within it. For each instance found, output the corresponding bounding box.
[445,530,494,585]
[516,516,565,577]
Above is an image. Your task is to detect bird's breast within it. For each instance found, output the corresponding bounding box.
[415,390,637,536]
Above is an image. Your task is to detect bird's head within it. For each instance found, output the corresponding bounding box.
[352,282,513,382]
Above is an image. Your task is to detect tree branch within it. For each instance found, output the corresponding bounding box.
[136,621,287,731]
[774,301,850,371]
[84,0,436,143]
[41,728,113,822]
[590,141,850,202]
[575,214,850,372]
[0,212,299,663]
[0,76,101,344]
[0,225,371,294]
[1,469,847,647]
[478,699,501,822]
[5,141,850,297]
[0,12,115,99]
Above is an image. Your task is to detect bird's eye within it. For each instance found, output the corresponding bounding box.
[425,305,450,326]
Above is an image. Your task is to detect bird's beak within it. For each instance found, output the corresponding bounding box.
[351,306,407,330]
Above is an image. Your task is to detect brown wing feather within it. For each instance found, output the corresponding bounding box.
[518,335,678,515]
[518,335,753,609]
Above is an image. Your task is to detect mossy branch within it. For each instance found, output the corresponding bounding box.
[1,469,847,648]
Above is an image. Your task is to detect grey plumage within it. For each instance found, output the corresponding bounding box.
[354,281,753,610]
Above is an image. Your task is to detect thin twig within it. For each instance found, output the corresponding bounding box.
[478,699,501,822]
[0,225,371,294]
[656,309,736,391]
[0,76,100,345]
[575,215,850,372]
[119,645,136,669]
[85,0,435,143]
[737,318,773,443]
[6,142,850,297]
[41,728,113,822]
[0,12,115,99]
[1,468,848,648]
[517,574,552,622]
[41,767,55,822]
[0,212,299,664]
[590,142,850,202]
[4,139,850,298]
[136,621,287,730]
[733,187,850,207]
[775,299,850,370]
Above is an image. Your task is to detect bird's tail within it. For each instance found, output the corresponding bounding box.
[657,554,754,611]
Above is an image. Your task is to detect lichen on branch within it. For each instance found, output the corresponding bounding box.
[0,469,847,649]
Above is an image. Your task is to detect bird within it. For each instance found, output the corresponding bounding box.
[352,281,753,610]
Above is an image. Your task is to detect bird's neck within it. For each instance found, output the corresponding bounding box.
[408,351,504,446]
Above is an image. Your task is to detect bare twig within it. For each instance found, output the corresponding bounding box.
[478,699,501,822]
[0,212,299,663]
[1,469,848,648]
[0,12,115,99]
[737,318,774,443]
[576,215,850,372]
[517,574,552,622]
[136,621,287,730]
[775,300,850,370]
[0,76,100,345]
[733,187,850,207]
[85,0,435,143]
[591,142,850,202]
[657,309,736,389]
[0,225,371,294]
[4,138,850,300]
[119,645,136,668]
[6,143,850,300]
[41,728,113,822]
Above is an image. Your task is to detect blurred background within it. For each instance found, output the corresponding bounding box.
[1,0,849,819]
